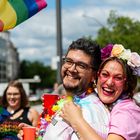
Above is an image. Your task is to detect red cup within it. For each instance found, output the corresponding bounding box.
[42,93,60,110]
[23,126,36,140]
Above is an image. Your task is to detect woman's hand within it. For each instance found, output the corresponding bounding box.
[60,101,84,128]
[17,123,40,140]
[17,123,30,140]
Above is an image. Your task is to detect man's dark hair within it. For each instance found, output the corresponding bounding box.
[67,38,101,72]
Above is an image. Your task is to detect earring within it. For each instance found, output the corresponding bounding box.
[87,81,96,95]
[93,81,96,88]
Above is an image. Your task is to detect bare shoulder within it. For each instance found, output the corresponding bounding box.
[28,107,40,127]
[29,107,39,115]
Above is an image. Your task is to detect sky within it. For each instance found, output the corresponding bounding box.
[10,0,140,66]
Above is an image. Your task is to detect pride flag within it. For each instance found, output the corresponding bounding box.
[0,0,47,32]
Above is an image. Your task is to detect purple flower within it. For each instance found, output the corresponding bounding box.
[101,44,113,60]
[131,67,140,76]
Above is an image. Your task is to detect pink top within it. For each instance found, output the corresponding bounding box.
[109,99,140,140]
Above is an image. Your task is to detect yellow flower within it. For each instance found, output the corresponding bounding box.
[66,96,73,102]
[111,44,124,57]
[45,114,51,122]
[52,105,60,112]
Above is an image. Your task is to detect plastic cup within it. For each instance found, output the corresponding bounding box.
[42,94,59,109]
[23,126,36,140]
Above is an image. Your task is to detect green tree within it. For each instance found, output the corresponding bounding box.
[19,60,57,89]
[96,10,140,54]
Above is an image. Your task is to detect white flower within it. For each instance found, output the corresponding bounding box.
[127,52,140,68]
[119,49,131,60]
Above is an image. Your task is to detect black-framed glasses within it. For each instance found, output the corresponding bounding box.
[62,57,93,72]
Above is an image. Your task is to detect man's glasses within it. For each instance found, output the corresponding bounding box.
[62,57,93,72]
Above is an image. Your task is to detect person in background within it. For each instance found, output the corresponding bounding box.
[53,82,59,91]
[52,84,66,96]
[61,44,140,140]
[18,37,110,140]
[0,80,39,140]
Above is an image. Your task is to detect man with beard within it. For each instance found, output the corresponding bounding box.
[18,38,110,140]
[43,38,110,140]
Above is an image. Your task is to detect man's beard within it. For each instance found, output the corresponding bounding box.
[61,72,87,96]
[63,84,85,96]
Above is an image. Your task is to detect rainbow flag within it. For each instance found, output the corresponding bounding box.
[0,0,47,32]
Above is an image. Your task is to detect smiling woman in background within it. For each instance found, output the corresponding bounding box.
[0,80,39,140]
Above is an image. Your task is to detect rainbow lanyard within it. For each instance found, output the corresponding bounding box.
[52,92,90,112]
[37,92,91,140]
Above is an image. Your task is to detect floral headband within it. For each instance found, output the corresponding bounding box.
[101,44,140,76]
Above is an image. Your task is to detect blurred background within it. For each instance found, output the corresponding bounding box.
[0,0,140,107]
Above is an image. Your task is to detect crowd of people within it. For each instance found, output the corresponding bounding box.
[0,37,140,140]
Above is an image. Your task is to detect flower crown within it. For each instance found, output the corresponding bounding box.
[101,44,140,76]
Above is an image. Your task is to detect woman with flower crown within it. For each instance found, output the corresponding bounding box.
[61,44,140,140]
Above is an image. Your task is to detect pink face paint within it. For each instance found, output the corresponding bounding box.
[99,70,126,86]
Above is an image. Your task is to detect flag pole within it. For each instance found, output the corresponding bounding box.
[56,0,62,84]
